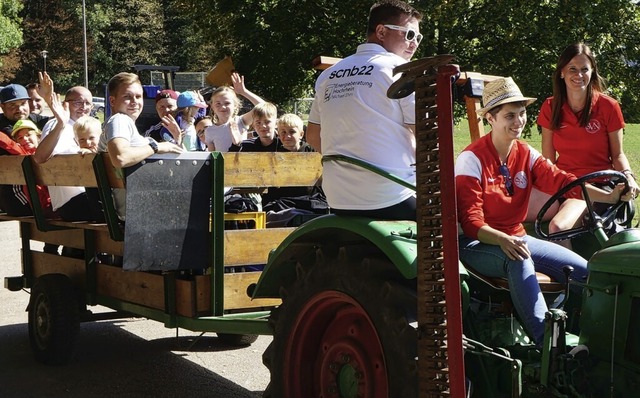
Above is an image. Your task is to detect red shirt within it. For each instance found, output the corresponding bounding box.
[537,93,625,177]
[455,133,578,239]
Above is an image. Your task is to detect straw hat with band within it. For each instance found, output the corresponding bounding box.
[477,77,536,117]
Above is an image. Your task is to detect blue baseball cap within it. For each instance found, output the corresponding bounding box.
[0,84,30,104]
[177,91,207,108]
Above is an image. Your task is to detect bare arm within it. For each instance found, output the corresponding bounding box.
[608,128,639,194]
[541,127,556,162]
[107,138,183,168]
[232,73,265,127]
[33,93,70,163]
[161,114,182,144]
[232,72,264,106]
[306,122,321,153]
[585,182,632,204]
[38,71,54,103]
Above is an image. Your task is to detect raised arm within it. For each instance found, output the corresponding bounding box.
[34,88,70,163]
[232,72,265,127]
[232,72,264,106]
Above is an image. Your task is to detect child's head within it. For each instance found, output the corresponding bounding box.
[177,91,207,123]
[209,86,241,124]
[11,119,41,152]
[277,114,305,151]
[252,102,278,143]
[107,72,143,120]
[194,115,213,143]
[73,115,102,152]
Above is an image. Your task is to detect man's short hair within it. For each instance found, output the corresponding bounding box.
[367,0,422,35]
[107,72,141,98]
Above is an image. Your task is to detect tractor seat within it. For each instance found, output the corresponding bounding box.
[463,263,565,294]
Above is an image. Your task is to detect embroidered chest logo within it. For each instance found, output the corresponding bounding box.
[585,119,602,134]
[514,171,528,189]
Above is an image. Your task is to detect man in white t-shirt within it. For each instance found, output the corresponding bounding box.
[307,0,421,220]
[34,73,105,222]
[98,72,183,219]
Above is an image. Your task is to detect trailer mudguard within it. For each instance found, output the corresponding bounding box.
[252,214,468,299]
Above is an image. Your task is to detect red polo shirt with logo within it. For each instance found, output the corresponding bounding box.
[537,93,625,177]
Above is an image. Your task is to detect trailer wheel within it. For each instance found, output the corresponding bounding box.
[217,333,259,346]
[263,248,417,398]
[28,274,80,365]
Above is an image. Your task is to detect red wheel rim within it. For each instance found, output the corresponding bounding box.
[283,291,388,398]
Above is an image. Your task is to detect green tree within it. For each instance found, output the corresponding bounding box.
[417,0,640,126]
[88,0,166,94]
[0,0,24,77]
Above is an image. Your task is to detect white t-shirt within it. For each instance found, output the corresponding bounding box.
[40,118,85,211]
[203,116,247,152]
[98,113,148,219]
[98,113,148,150]
[308,43,416,210]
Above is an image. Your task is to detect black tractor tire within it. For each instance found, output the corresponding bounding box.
[263,245,417,398]
[216,333,259,346]
[28,274,80,365]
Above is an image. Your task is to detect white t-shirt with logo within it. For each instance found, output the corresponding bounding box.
[308,43,416,210]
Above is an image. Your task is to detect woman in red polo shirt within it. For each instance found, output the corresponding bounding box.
[529,43,639,244]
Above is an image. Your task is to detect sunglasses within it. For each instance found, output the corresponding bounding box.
[383,24,423,44]
[499,163,514,196]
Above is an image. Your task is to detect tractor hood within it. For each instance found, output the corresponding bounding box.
[589,229,640,276]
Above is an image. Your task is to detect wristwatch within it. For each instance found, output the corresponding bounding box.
[622,169,636,180]
[147,137,159,154]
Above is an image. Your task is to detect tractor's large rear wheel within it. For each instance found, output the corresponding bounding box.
[263,246,417,398]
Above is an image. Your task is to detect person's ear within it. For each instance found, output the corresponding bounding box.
[485,113,494,124]
[375,24,386,41]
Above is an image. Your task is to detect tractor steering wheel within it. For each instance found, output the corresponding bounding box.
[534,170,629,241]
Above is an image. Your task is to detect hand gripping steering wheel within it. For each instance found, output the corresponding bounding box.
[534,170,629,241]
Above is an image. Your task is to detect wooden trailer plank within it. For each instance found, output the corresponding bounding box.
[223,152,322,188]
[32,252,85,287]
[224,272,281,310]
[223,228,294,265]
[30,155,99,187]
[96,264,165,310]
[0,156,28,185]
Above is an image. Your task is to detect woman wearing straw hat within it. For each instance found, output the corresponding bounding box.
[528,43,639,246]
[455,77,631,345]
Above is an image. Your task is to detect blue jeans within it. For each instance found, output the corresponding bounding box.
[459,234,588,344]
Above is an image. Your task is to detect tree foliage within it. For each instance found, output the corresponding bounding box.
[2,0,640,123]
[0,0,24,67]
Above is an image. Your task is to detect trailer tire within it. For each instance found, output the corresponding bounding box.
[263,247,417,398]
[28,274,80,365]
[217,333,259,346]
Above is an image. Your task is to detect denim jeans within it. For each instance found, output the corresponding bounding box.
[459,234,588,344]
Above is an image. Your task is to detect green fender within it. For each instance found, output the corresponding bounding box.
[252,214,468,299]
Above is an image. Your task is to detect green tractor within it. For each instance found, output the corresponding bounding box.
[252,56,640,397]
